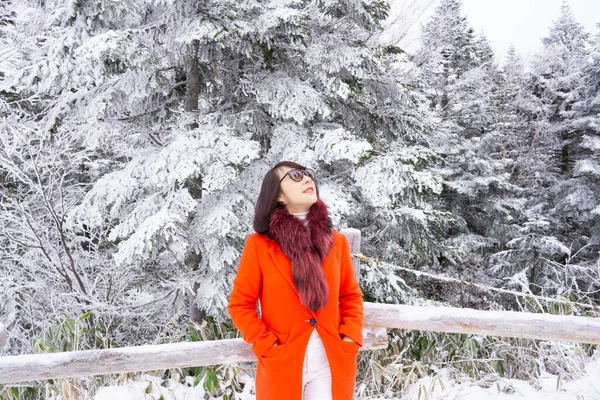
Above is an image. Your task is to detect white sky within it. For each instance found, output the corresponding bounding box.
[388,0,599,63]
[461,0,599,61]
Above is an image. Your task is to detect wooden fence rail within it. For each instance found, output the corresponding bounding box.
[1,302,599,384]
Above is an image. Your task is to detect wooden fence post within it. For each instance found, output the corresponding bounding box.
[341,228,387,350]
[0,322,6,348]
[341,228,361,278]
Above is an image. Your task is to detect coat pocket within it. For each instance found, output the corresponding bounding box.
[341,339,359,354]
[260,329,289,359]
[261,342,287,358]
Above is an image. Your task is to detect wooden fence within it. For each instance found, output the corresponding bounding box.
[1,229,599,385]
[0,323,6,350]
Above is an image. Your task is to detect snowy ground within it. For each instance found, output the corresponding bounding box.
[399,359,600,400]
[94,358,600,400]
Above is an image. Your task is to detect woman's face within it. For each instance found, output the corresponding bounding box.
[276,166,318,213]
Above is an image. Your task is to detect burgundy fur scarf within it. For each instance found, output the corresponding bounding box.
[269,199,333,312]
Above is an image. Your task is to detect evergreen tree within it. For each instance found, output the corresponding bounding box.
[484,46,542,285]
[497,4,598,299]
[0,0,450,352]
[564,23,600,288]
[412,0,523,305]
[530,2,590,163]
[415,0,478,116]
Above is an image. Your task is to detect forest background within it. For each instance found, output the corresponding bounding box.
[0,0,599,398]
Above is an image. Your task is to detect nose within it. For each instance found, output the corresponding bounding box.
[303,173,313,183]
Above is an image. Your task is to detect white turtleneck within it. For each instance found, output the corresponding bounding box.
[291,211,309,227]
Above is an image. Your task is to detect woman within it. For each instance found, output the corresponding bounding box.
[228,161,364,400]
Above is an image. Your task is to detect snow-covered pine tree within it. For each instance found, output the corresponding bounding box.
[479,47,542,293]
[414,0,496,158]
[573,27,600,262]
[411,0,527,305]
[527,2,590,184]
[414,0,478,118]
[559,22,600,296]
[1,0,451,352]
[497,45,542,188]
[533,2,590,129]
[0,0,128,350]
[0,0,267,347]
[510,3,599,298]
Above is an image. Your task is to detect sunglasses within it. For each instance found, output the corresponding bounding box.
[279,168,316,183]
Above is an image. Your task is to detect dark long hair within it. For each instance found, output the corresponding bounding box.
[253,161,320,234]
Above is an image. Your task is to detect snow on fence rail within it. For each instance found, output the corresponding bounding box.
[1,304,599,384]
[1,229,599,384]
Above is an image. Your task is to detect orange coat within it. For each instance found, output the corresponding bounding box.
[228,230,364,400]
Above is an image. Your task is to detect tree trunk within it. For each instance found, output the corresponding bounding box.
[185,250,205,325]
[185,39,204,324]
[185,39,200,115]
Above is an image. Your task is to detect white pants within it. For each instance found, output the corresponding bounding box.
[302,329,332,400]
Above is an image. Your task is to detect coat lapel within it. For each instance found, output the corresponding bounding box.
[267,241,299,297]
[321,247,337,285]
[316,248,337,317]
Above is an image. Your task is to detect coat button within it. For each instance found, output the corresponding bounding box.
[309,318,317,326]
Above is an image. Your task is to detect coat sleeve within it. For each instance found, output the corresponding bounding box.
[228,234,278,358]
[337,233,364,346]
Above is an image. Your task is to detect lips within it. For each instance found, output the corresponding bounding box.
[303,187,315,193]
